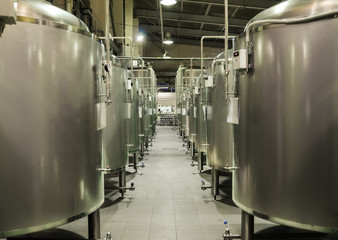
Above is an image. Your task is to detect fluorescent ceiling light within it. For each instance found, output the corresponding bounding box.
[136,33,144,42]
[163,32,174,45]
[160,0,177,6]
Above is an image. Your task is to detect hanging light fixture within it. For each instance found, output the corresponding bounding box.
[163,50,171,59]
[160,0,177,6]
[163,32,174,45]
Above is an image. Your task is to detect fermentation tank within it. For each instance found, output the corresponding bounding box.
[233,0,338,233]
[0,0,104,237]
[207,52,234,170]
[127,69,140,154]
[102,63,128,170]
[187,68,201,145]
[175,66,185,135]
[195,70,209,154]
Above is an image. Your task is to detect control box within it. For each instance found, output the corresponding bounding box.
[233,49,247,70]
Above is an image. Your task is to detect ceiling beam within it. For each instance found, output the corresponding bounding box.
[134,9,247,27]
[147,35,227,48]
[176,0,279,10]
[140,24,239,38]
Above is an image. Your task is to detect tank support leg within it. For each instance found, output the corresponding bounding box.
[88,209,101,239]
[241,211,254,240]
[198,151,205,172]
[140,142,144,158]
[118,168,126,197]
[211,169,219,200]
[133,152,138,173]
[191,142,196,158]
[145,137,149,151]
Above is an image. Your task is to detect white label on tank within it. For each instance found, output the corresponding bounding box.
[205,76,213,87]
[177,108,181,114]
[182,108,186,115]
[194,107,197,118]
[149,108,152,115]
[127,79,132,90]
[194,86,199,95]
[127,103,132,119]
[139,107,142,118]
[227,98,239,124]
[202,105,207,121]
[96,102,107,130]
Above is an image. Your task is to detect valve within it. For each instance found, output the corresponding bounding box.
[222,221,241,240]
[201,179,211,191]
[105,232,112,240]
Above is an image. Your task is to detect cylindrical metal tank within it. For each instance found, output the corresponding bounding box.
[102,63,128,170]
[233,0,338,233]
[207,52,234,169]
[195,71,209,153]
[0,0,104,237]
[187,68,201,143]
[175,66,186,134]
[127,69,140,154]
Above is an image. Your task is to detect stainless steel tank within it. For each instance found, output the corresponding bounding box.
[195,71,209,153]
[233,0,338,233]
[207,52,234,169]
[175,66,186,134]
[187,68,201,143]
[148,66,157,136]
[134,68,148,144]
[0,0,104,237]
[127,69,140,153]
[102,64,128,170]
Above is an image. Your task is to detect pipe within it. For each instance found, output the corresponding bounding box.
[242,9,338,76]
[140,57,215,60]
[110,36,134,86]
[159,0,164,46]
[211,59,226,87]
[105,0,111,102]
[224,0,229,100]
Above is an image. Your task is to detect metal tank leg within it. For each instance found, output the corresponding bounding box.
[133,152,138,173]
[145,137,149,151]
[88,209,101,239]
[241,211,254,240]
[191,142,196,158]
[198,151,204,172]
[211,169,219,200]
[118,168,126,197]
[140,142,144,158]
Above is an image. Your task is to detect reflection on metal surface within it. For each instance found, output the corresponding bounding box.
[0,1,104,237]
[233,0,338,233]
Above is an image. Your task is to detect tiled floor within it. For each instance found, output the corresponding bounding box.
[8,126,338,240]
[58,126,273,240]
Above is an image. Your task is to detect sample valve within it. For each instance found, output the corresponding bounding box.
[223,221,241,240]
[200,179,211,191]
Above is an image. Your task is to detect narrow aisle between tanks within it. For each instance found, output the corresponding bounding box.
[58,126,272,240]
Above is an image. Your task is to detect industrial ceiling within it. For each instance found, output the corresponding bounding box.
[134,0,285,48]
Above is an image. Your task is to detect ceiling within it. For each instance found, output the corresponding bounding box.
[134,0,285,49]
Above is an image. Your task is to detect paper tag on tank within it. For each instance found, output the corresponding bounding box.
[226,98,239,124]
[97,102,107,130]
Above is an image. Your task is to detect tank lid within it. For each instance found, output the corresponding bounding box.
[250,0,338,23]
[17,0,89,32]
